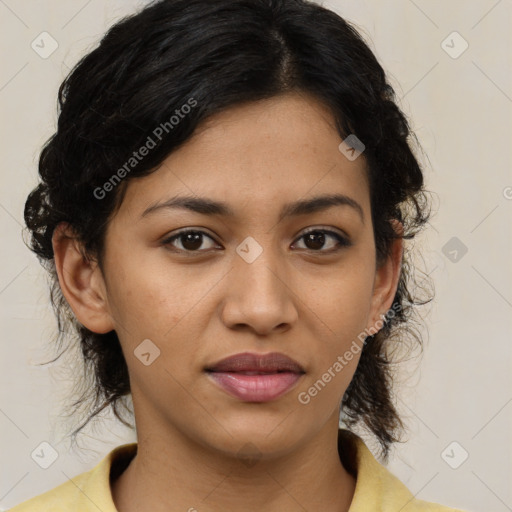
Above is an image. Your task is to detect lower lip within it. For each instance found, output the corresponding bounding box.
[206,371,304,402]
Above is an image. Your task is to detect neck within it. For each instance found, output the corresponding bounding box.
[112,418,356,512]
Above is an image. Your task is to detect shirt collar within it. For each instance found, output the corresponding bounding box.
[82,429,435,512]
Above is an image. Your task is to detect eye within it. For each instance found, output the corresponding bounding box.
[161,229,220,252]
[292,228,351,253]
[161,227,351,254]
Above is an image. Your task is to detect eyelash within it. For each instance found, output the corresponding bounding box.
[161,228,352,254]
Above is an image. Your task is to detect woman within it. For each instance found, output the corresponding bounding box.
[14,0,466,510]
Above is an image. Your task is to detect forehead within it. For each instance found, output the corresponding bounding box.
[118,92,370,222]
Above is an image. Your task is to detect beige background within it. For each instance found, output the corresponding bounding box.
[1,1,511,510]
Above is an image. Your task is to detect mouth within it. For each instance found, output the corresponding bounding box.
[205,352,305,402]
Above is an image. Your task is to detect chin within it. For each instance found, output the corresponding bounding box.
[206,414,307,459]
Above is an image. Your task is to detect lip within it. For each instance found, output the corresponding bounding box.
[205,352,305,402]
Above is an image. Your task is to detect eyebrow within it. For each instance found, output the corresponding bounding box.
[141,193,364,224]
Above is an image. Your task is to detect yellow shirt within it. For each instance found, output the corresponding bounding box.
[9,430,465,511]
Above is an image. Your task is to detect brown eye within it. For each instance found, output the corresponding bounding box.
[293,229,351,252]
[162,230,218,252]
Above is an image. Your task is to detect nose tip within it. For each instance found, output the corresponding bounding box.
[220,247,298,334]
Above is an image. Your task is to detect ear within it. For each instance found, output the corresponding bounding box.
[52,222,115,334]
[366,219,403,333]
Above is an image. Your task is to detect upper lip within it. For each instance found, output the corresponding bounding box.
[205,352,305,373]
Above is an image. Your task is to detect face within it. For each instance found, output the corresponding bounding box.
[56,92,401,459]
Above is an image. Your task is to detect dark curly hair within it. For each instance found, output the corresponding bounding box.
[23,0,433,460]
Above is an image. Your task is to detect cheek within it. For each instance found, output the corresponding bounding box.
[297,352,362,421]
[305,260,375,331]
[300,256,374,394]
[104,258,219,388]
[105,252,203,337]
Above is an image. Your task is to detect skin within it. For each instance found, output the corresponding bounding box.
[53,91,403,512]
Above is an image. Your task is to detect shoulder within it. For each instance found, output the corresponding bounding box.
[8,443,137,512]
[338,430,467,512]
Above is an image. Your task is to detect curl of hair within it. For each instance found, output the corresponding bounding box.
[24,0,433,460]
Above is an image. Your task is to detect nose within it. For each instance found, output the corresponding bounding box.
[219,244,299,336]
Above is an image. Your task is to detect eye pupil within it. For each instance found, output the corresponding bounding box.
[304,232,325,250]
[164,228,347,254]
[181,232,203,250]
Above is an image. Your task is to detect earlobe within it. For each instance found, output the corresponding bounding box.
[367,220,404,332]
[52,222,115,334]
